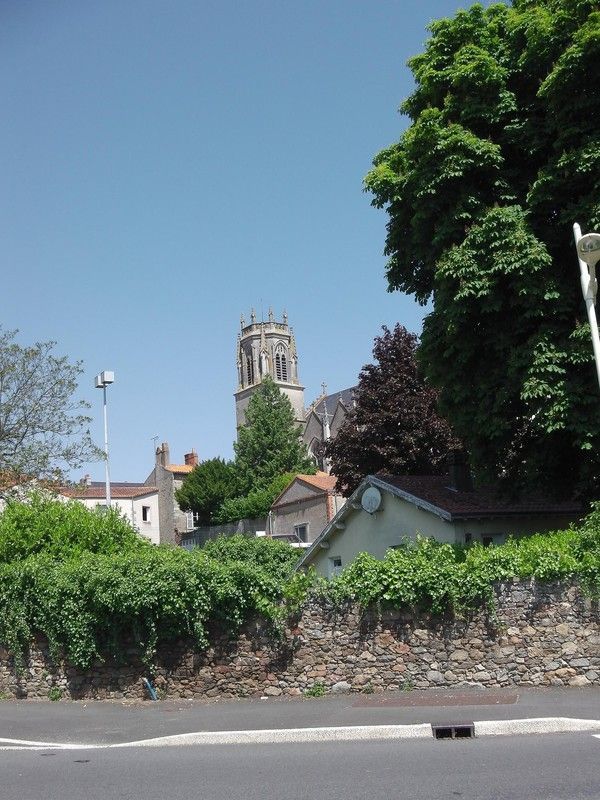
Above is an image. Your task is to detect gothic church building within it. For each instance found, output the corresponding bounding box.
[234,309,354,471]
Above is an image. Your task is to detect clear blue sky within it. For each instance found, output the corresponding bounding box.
[2,0,475,482]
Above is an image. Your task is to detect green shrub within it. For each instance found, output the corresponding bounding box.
[0,545,284,670]
[1,495,599,676]
[304,681,326,697]
[330,519,600,616]
[0,494,145,563]
[200,534,299,582]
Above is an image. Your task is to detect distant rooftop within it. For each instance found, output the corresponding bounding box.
[63,482,158,500]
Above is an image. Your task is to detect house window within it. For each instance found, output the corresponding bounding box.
[294,523,308,543]
[142,505,150,523]
[328,556,343,579]
[464,533,472,545]
[186,511,201,531]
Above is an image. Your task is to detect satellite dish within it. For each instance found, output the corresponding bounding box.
[361,486,382,514]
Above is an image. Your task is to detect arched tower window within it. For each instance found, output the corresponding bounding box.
[275,345,288,382]
[246,355,254,386]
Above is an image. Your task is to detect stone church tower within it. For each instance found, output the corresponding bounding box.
[234,308,305,429]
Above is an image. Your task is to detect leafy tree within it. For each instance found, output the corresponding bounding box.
[364,0,600,497]
[234,377,314,493]
[213,472,296,524]
[0,328,101,483]
[325,325,457,495]
[175,457,238,525]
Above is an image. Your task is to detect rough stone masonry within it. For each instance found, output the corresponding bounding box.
[0,578,598,700]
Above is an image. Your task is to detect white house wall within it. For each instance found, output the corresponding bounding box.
[77,495,160,544]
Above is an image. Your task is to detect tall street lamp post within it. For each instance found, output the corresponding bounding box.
[574,224,600,389]
[94,371,115,508]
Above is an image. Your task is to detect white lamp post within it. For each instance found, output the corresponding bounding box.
[573,224,600,389]
[94,370,115,508]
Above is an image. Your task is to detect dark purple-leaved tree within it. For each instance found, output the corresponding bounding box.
[326,324,457,495]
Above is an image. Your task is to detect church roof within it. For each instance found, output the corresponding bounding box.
[312,387,355,420]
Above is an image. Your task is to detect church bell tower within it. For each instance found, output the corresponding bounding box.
[234,308,305,429]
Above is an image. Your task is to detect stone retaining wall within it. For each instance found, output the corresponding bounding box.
[1,578,599,700]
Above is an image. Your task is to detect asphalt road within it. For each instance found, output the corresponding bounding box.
[2,686,600,745]
[2,733,600,800]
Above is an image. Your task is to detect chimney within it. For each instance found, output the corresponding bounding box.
[156,442,170,467]
[184,449,199,467]
[447,450,473,492]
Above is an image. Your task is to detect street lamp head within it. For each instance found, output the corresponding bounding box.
[577,233,600,268]
[94,371,115,389]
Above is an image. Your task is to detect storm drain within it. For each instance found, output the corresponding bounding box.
[431,723,475,740]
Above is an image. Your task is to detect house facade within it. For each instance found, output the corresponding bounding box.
[297,473,583,579]
[144,442,199,544]
[62,481,161,544]
[269,471,344,545]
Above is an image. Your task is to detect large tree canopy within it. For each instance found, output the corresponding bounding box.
[326,325,457,495]
[0,329,101,483]
[365,0,600,497]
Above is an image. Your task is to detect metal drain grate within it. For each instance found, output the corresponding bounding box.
[432,723,475,740]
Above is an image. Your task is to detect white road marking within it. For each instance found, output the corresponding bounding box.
[0,737,104,750]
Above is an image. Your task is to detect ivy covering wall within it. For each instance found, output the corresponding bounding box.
[0,495,599,673]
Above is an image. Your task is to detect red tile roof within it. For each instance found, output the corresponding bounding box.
[165,464,194,475]
[376,474,583,519]
[296,472,338,493]
[63,482,158,500]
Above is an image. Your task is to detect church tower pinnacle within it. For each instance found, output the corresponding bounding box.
[234,309,305,430]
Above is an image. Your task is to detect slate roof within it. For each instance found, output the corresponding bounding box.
[311,387,355,420]
[375,474,583,520]
[63,482,158,500]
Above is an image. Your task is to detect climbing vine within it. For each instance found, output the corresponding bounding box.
[0,495,600,671]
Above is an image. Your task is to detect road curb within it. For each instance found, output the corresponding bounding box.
[2,717,600,750]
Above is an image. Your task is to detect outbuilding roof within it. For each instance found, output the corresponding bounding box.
[377,474,583,519]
